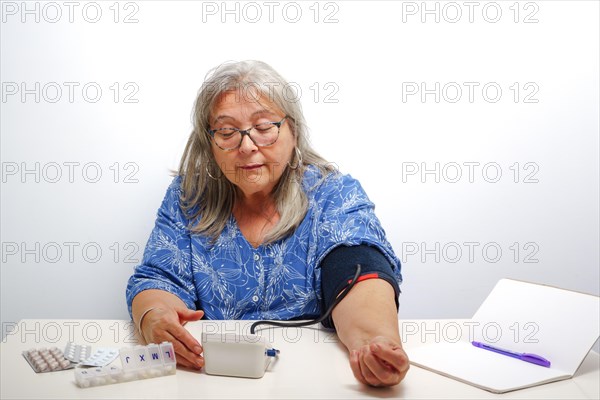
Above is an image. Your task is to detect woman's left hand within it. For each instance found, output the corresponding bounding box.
[349,336,410,387]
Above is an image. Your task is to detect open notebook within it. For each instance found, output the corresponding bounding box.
[408,279,600,393]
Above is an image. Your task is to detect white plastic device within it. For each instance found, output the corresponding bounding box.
[201,333,277,379]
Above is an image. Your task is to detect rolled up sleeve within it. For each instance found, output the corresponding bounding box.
[313,173,402,285]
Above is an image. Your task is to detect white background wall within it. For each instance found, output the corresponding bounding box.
[1,1,598,349]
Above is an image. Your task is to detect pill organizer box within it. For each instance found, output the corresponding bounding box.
[75,342,176,388]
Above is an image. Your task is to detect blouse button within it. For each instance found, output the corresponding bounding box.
[252,295,259,302]
[253,254,260,261]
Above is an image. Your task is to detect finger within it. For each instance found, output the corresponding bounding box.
[370,342,410,376]
[149,311,204,365]
[358,347,382,387]
[163,330,204,369]
[349,350,368,385]
[175,354,199,370]
[147,327,200,368]
[178,308,205,323]
[364,344,401,386]
[170,322,203,356]
[173,346,204,369]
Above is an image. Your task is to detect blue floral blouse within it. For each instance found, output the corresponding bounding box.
[126,166,402,320]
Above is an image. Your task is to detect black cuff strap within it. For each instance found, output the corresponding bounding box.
[320,245,400,330]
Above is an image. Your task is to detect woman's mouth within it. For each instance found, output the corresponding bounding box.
[239,164,263,170]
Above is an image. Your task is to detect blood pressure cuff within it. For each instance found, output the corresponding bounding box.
[319,245,400,330]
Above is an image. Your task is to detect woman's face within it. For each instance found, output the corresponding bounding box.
[209,90,295,199]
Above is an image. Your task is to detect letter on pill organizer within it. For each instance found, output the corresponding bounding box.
[145,343,163,367]
[159,342,176,366]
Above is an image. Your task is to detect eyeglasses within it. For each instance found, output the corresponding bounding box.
[208,117,287,151]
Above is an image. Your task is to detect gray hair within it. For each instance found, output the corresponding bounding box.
[178,60,335,243]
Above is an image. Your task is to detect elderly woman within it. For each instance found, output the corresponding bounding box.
[126,60,409,386]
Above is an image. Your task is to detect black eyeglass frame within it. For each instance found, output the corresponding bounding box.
[208,117,288,151]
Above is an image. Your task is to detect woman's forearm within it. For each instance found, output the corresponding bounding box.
[332,279,401,351]
[332,279,409,386]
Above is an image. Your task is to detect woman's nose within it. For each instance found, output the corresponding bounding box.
[238,133,258,154]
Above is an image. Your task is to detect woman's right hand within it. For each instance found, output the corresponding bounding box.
[139,306,205,370]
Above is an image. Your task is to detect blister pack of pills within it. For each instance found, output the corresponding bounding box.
[22,347,75,373]
[23,343,120,374]
[64,342,92,363]
[75,342,176,388]
[80,348,120,367]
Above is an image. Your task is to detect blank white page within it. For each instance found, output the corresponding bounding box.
[409,341,571,393]
[408,279,599,393]
[471,279,600,374]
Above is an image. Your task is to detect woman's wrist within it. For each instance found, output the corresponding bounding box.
[137,307,163,343]
[344,330,402,353]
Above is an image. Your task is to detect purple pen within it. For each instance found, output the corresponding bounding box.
[471,341,551,368]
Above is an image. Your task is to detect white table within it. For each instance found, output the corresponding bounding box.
[1,319,598,399]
